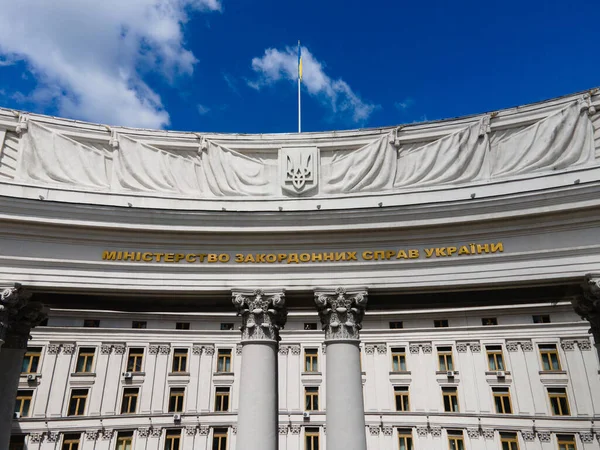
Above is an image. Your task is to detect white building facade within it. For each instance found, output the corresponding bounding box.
[1,89,600,450]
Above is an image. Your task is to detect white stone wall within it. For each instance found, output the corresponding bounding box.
[11,302,600,449]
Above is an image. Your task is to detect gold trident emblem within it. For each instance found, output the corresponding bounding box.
[286,154,312,191]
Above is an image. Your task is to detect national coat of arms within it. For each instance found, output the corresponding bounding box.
[279,147,319,195]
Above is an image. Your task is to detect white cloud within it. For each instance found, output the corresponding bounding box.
[395,98,414,111]
[249,45,377,124]
[0,0,221,129]
[197,103,210,115]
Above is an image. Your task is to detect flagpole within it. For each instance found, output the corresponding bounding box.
[298,40,301,133]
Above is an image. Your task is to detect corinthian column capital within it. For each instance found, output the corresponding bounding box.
[1,283,47,349]
[314,287,368,341]
[573,273,600,345]
[232,289,287,342]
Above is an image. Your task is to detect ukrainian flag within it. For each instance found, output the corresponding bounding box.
[298,41,303,82]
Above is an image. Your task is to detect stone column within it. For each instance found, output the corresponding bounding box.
[314,287,368,450]
[573,274,600,360]
[233,289,287,450]
[0,284,47,450]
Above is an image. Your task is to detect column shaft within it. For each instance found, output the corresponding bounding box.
[0,346,27,447]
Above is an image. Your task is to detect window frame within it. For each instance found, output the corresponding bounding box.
[548,387,570,416]
[397,429,413,450]
[61,434,81,450]
[172,349,188,373]
[212,428,228,450]
[482,317,498,326]
[305,427,320,450]
[131,321,147,329]
[116,432,133,450]
[175,322,190,330]
[164,430,181,450]
[539,344,562,371]
[214,387,230,412]
[434,319,449,328]
[120,387,139,414]
[492,387,513,414]
[532,314,551,324]
[83,319,100,328]
[168,387,185,413]
[389,321,403,329]
[437,347,454,371]
[216,349,232,373]
[126,348,144,373]
[14,390,33,417]
[75,347,95,373]
[442,387,459,412]
[486,346,505,371]
[447,431,465,450]
[394,386,410,411]
[557,435,577,450]
[391,347,407,372]
[305,386,319,411]
[67,389,88,416]
[500,433,520,450]
[21,347,42,374]
[304,348,319,372]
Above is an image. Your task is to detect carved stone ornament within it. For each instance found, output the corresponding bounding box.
[456,343,468,353]
[45,432,60,443]
[482,429,495,440]
[520,430,535,441]
[421,343,432,354]
[537,431,551,442]
[382,426,393,436]
[280,147,319,195]
[321,343,326,355]
[232,289,287,342]
[416,427,428,437]
[364,345,376,355]
[573,273,600,345]
[520,341,533,351]
[137,428,150,438]
[192,345,202,355]
[579,432,594,443]
[430,427,442,437]
[85,430,99,440]
[185,426,197,436]
[290,425,301,435]
[466,429,480,439]
[203,345,215,356]
[506,342,520,352]
[236,344,242,355]
[198,426,210,436]
[149,345,160,355]
[314,287,368,341]
[48,343,62,355]
[149,428,162,438]
[279,346,289,355]
[159,345,171,355]
[561,340,576,351]
[470,342,481,352]
[369,426,380,435]
[409,344,420,354]
[279,425,289,435]
[290,345,301,355]
[100,344,112,355]
[100,429,114,440]
[376,344,387,354]
[113,344,126,355]
[62,344,76,355]
[29,433,44,443]
[231,425,237,435]
[0,283,47,349]
[578,339,592,351]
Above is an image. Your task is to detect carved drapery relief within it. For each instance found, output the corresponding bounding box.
[573,274,600,346]
[314,287,368,341]
[232,289,287,342]
[0,283,47,349]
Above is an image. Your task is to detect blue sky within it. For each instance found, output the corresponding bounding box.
[0,0,598,134]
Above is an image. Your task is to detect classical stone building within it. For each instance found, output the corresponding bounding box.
[1,89,600,450]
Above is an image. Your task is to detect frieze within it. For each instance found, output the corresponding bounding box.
[314,287,368,341]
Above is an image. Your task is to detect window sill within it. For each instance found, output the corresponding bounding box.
[301,372,322,376]
[213,372,234,376]
[169,372,190,376]
[538,370,567,375]
[436,371,460,375]
[485,371,511,376]
[71,372,96,377]
[389,371,411,375]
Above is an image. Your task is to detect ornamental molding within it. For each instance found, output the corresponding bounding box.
[100,429,114,440]
[203,345,215,356]
[290,345,301,355]
[113,344,126,355]
[279,346,289,355]
[290,425,301,435]
[466,429,480,439]
[198,426,210,436]
[149,345,160,355]
[279,425,289,435]
[45,432,60,443]
[578,339,592,350]
[416,427,428,437]
[482,429,495,440]
[159,345,171,355]
[520,430,535,441]
[579,432,594,443]
[421,343,432,353]
[137,428,150,438]
[364,344,375,355]
[409,344,420,354]
[185,426,197,436]
[29,433,44,443]
[100,344,112,355]
[192,345,202,355]
[369,426,380,435]
[232,289,287,342]
[231,426,237,435]
[148,428,162,438]
[236,344,242,355]
[48,343,62,355]
[506,341,532,351]
[430,427,442,437]
[456,342,468,353]
[560,340,576,351]
[0,283,47,349]
[537,431,551,442]
[85,430,99,440]
[376,344,387,354]
[470,342,481,352]
[382,426,393,436]
[62,343,76,355]
[314,287,368,341]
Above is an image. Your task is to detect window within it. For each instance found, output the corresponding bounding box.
[486,345,505,371]
[9,436,25,450]
[172,349,188,372]
[447,431,465,450]
[214,387,230,411]
[21,347,41,373]
[434,319,448,328]
[68,389,88,416]
[132,321,147,329]
[557,435,577,450]
[61,435,80,450]
[126,348,144,372]
[116,432,133,450]
[120,388,139,414]
[533,314,551,324]
[164,430,181,450]
[394,386,410,411]
[217,349,232,372]
[397,430,413,450]
[548,388,570,415]
[14,390,33,417]
[304,349,318,372]
[83,319,100,327]
[220,323,234,330]
[305,428,319,450]
[169,388,185,413]
[539,344,561,371]
[492,387,512,414]
[482,317,498,326]
[442,387,459,412]
[391,347,407,371]
[437,347,454,371]
[500,432,519,450]
[212,428,228,450]
[75,348,95,373]
[305,387,319,411]
[176,322,190,330]
[304,323,317,330]
[389,321,403,329]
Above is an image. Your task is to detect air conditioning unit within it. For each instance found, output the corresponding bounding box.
[123,372,133,379]
[496,371,506,378]
[27,374,36,382]
[446,371,455,378]
[173,414,182,422]
[13,412,21,419]
[303,411,311,419]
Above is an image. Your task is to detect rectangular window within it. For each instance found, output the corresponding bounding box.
[557,435,577,450]
[438,347,454,371]
[448,431,465,450]
[214,387,230,412]
[164,430,181,450]
[500,432,519,450]
[394,386,410,411]
[68,389,88,416]
[132,321,147,329]
[442,387,459,412]
[83,319,100,328]
[397,430,413,450]
[434,319,448,328]
[21,347,41,373]
[217,349,232,372]
[75,348,95,373]
[486,345,505,371]
[305,387,319,411]
[389,321,403,329]
[172,349,188,373]
[14,390,33,417]
[169,388,185,413]
[120,388,139,414]
[548,388,570,415]
[220,323,234,330]
[126,348,144,372]
[304,323,317,330]
[9,436,25,450]
[492,387,512,414]
[533,314,551,324]
[61,435,80,450]
[212,428,228,450]
[175,322,190,330]
[116,432,133,450]
[305,428,319,450]
[539,344,561,371]
[391,347,407,371]
[304,349,318,372]
[482,317,498,326]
